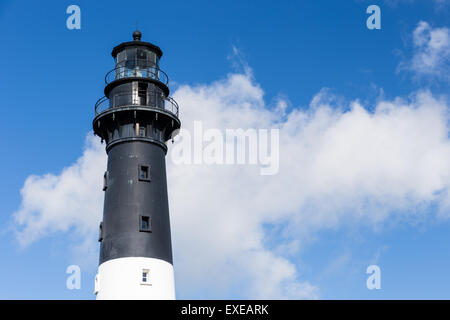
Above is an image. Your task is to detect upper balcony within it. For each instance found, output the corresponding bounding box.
[94,90,179,117]
[105,61,169,86]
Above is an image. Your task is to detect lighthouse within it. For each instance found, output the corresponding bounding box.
[93,30,180,300]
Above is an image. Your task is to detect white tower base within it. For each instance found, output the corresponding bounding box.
[95,257,175,300]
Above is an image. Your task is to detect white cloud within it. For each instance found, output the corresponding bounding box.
[399,21,450,80]
[13,136,106,266]
[12,70,450,299]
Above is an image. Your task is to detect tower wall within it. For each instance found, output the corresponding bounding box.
[100,141,173,265]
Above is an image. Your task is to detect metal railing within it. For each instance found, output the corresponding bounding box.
[105,63,169,85]
[94,91,179,116]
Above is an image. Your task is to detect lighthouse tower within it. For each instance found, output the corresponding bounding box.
[93,31,180,300]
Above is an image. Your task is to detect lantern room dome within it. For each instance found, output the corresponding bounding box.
[111,30,163,59]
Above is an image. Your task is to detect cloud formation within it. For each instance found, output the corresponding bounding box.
[12,66,450,298]
[13,137,106,267]
[399,21,450,81]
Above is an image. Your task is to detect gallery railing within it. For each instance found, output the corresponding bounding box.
[95,91,179,116]
[105,63,169,85]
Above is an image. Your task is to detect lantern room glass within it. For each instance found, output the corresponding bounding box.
[115,47,159,80]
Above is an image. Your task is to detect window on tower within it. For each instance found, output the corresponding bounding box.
[142,270,147,282]
[98,222,103,242]
[103,171,108,191]
[138,164,151,182]
[140,215,151,232]
[141,269,150,285]
[139,126,146,137]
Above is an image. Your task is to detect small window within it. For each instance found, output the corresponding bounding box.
[103,171,108,191]
[98,222,103,242]
[142,270,148,282]
[135,122,147,136]
[141,269,150,285]
[139,126,146,137]
[140,215,151,232]
[138,164,150,181]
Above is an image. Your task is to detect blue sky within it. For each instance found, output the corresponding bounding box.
[1,0,450,299]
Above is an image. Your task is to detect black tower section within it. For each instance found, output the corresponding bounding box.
[93,31,180,265]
